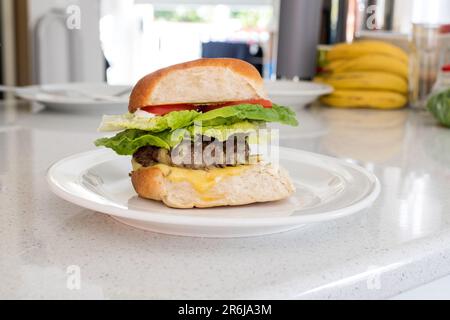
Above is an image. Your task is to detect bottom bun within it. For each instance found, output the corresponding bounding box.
[131,162,295,209]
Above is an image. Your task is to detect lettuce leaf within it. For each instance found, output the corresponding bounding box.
[95,129,173,155]
[95,121,262,155]
[98,110,199,132]
[189,121,263,140]
[98,104,298,132]
[195,104,298,127]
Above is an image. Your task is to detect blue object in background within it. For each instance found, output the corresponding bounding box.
[201,41,263,75]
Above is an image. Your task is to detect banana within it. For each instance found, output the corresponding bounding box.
[325,55,409,80]
[320,90,407,109]
[327,40,409,64]
[315,71,408,94]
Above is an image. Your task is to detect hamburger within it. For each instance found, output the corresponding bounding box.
[95,58,298,208]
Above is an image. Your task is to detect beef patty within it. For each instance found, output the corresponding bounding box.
[133,135,251,169]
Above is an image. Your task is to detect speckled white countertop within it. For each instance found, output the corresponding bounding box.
[1,101,450,299]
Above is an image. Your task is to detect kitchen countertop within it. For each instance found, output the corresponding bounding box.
[1,100,450,299]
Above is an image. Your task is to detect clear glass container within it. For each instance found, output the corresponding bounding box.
[410,24,450,109]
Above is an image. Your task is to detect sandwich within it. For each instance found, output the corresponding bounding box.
[95,58,298,208]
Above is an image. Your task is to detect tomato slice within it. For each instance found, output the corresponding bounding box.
[141,104,199,116]
[140,99,273,116]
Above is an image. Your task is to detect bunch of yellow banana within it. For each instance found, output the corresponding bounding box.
[317,40,409,109]
[326,40,409,64]
[315,72,408,94]
[325,55,408,79]
[320,90,407,109]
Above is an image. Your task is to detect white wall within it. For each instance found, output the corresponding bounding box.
[28,0,105,84]
[412,0,450,24]
[392,0,414,34]
[393,0,450,34]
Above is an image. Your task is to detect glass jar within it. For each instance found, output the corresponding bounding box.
[410,24,450,109]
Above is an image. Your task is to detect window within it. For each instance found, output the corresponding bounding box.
[100,0,277,84]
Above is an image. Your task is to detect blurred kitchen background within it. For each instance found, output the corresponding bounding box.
[1,0,450,109]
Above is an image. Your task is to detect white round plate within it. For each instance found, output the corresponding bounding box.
[265,80,333,109]
[47,148,380,238]
[16,83,130,113]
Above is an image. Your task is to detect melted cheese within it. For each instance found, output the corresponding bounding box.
[154,164,249,194]
[132,158,252,195]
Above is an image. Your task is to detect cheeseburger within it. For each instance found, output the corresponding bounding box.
[95,58,298,208]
